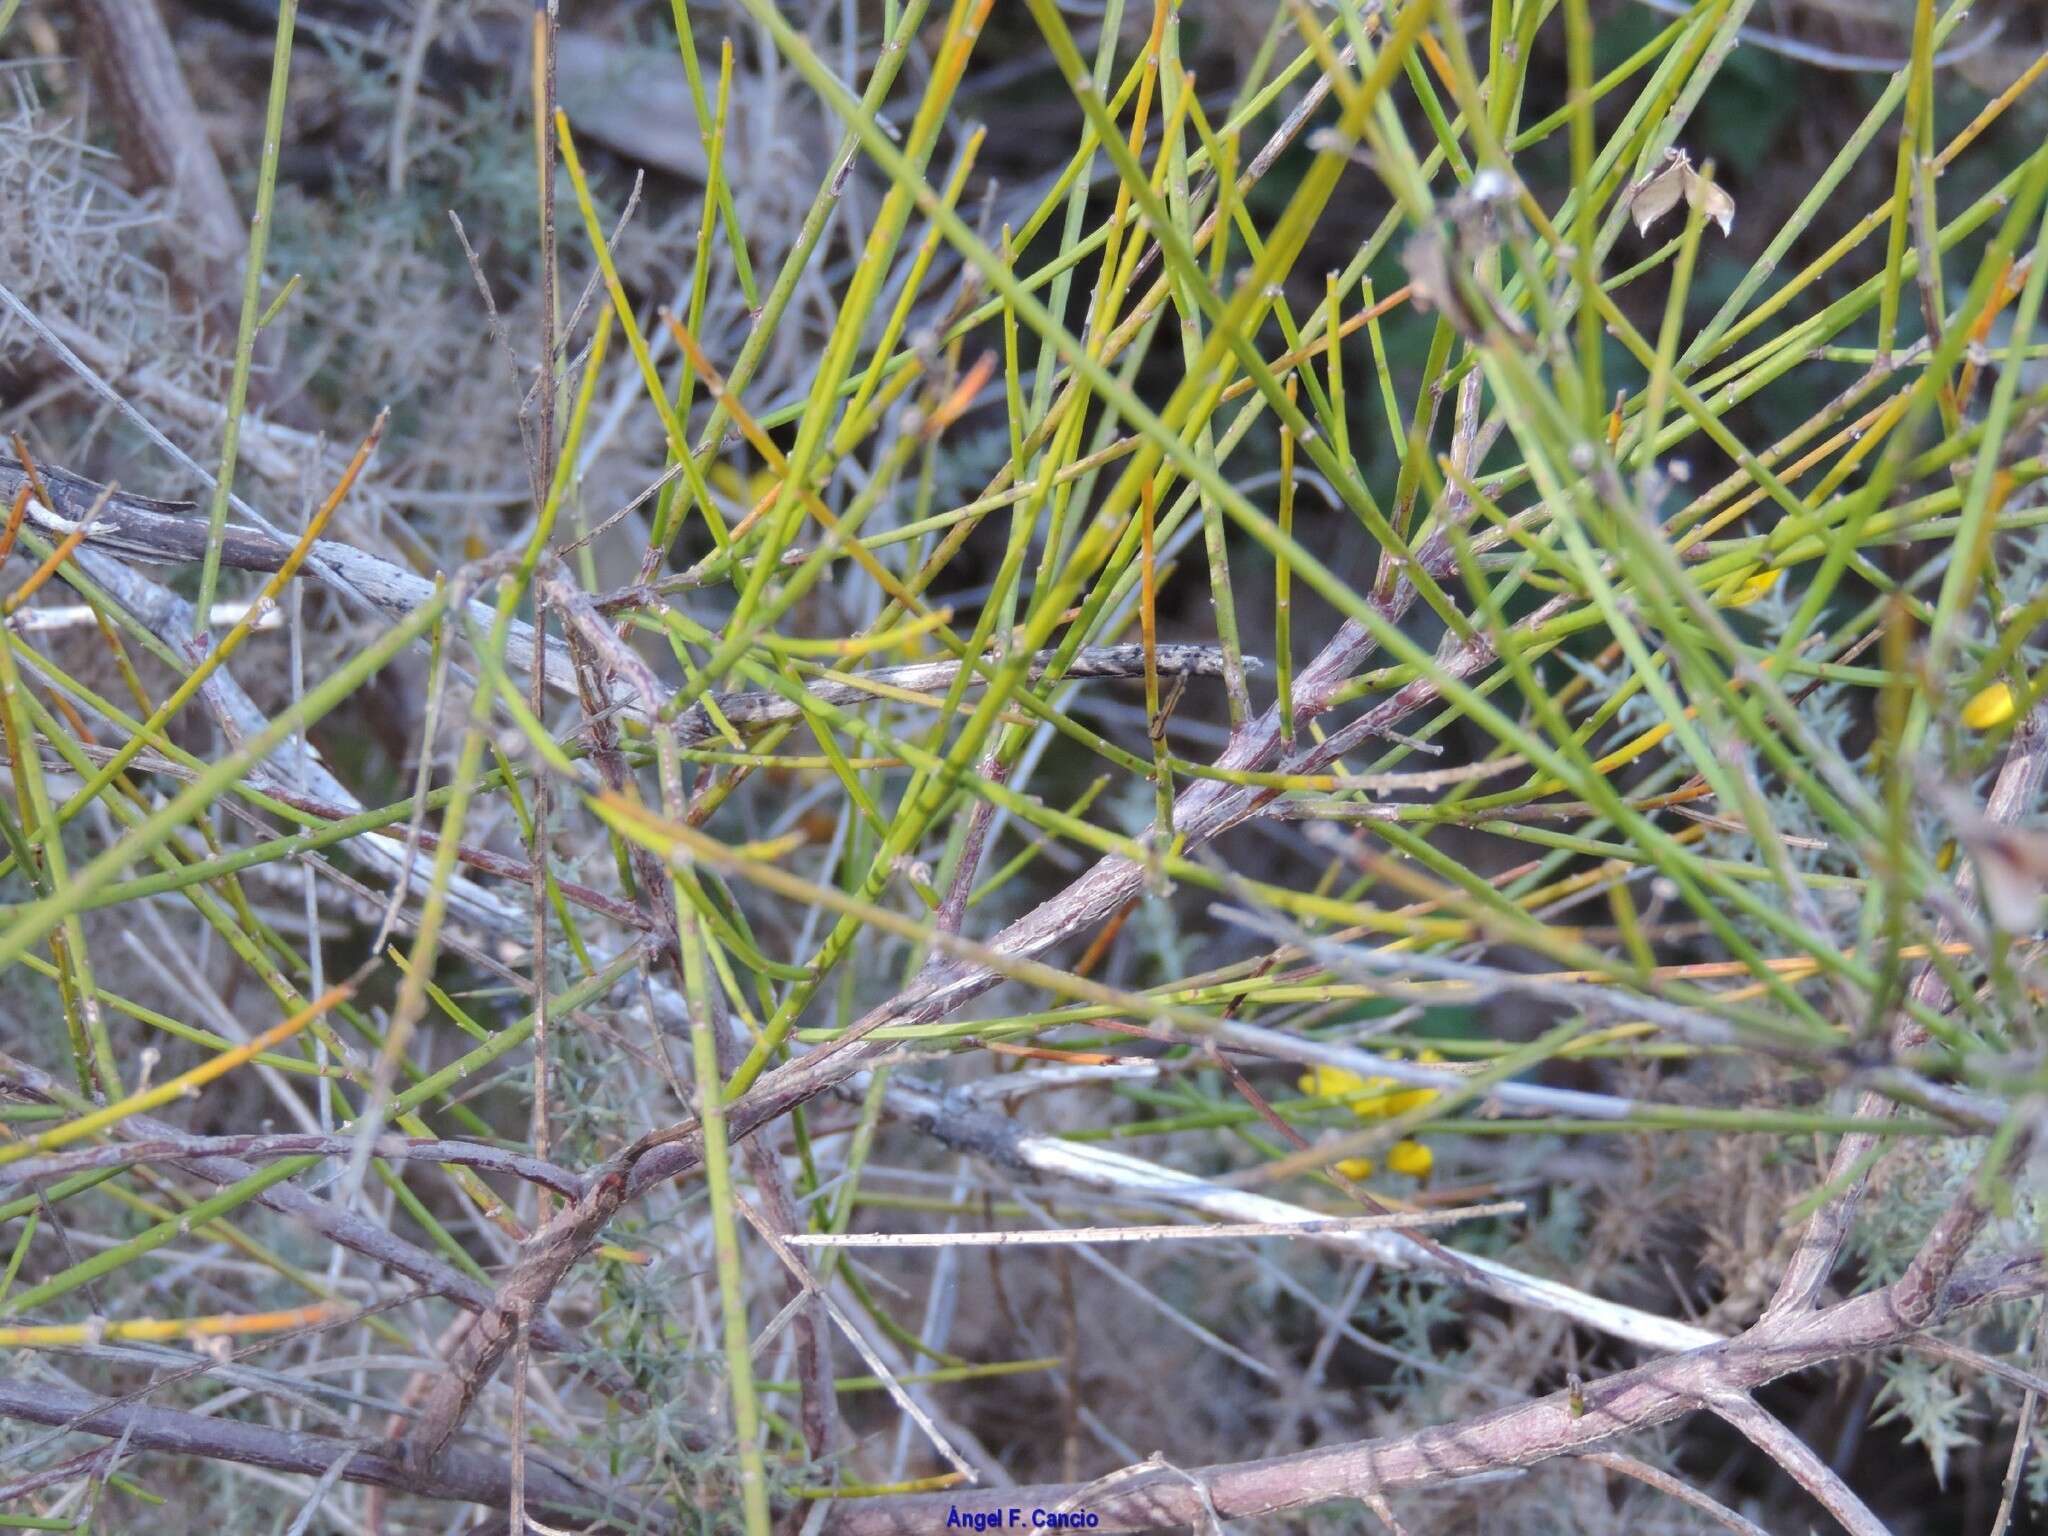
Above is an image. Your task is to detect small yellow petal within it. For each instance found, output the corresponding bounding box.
[1349,1054,1443,1120]
[1963,682,2017,731]
[1299,1065,1369,1100]
[1724,568,1781,607]
[1387,1140,1434,1178]
[1333,1157,1375,1180]
[1382,1087,1440,1117]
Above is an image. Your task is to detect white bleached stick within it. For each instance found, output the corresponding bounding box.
[784,1203,1525,1249]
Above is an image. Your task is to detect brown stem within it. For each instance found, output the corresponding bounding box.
[406,1160,637,1470]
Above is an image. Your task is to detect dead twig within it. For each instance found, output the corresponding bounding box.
[1707,1393,1892,1536]
[1580,1449,1771,1536]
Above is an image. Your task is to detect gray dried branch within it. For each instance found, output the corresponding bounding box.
[0,1051,597,1364]
[1580,1450,1772,1536]
[1,453,1248,748]
[402,1126,670,1470]
[737,1196,974,1480]
[0,452,566,698]
[872,1075,1719,1356]
[1708,1393,1892,1536]
[666,643,1256,749]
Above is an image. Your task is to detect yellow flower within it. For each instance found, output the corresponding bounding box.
[1723,567,1781,607]
[1302,1054,1446,1184]
[1299,1050,1446,1122]
[1963,682,2017,730]
[1378,1083,1439,1118]
[1294,1048,1441,1163]
[1386,1140,1434,1179]
[1365,1049,1447,1117]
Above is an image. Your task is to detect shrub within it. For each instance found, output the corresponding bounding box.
[2,1,2046,1531]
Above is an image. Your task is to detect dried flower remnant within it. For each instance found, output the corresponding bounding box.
[1627,149,1737,238]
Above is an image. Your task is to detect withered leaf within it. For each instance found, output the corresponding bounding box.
[1401,176,1530,345]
